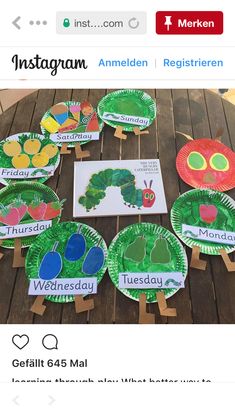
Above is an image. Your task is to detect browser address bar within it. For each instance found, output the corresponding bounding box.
[56,12,146,34]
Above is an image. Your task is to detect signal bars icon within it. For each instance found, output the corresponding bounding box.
[164,16,172,31]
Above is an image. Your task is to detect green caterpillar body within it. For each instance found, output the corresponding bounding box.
[79,169,155,211]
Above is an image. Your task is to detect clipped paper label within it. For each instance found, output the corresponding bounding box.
[28,278,98,295]
[103,112,150,126]
[0,166,55,179]
[182,224,235,245]
[50,132,100,142]
[119,272,185,289]
[0,221,52,239]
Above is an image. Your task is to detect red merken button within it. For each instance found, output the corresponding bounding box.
[156,11,223,35]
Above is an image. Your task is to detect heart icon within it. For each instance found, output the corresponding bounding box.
[12,334,29,350]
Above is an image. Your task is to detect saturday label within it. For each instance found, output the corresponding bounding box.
[103,112,150,126]
[182,224,235,245]
[50,132,100,142]
[0,166,55,179]
[0,221,52,239]
[119,272,185,289]
[28,278,98,295]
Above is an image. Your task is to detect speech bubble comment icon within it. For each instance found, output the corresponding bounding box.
[42,334,58,350]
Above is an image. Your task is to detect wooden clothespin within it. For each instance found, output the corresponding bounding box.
[30,296,47,316]
[139,293,155,324]
[156,291,177,317]
[60,143,71,155]
[75,295,94,314]
[75,144,90,160]
[190,246,207,270]
[12,238,25,268]
[114,126,127,140]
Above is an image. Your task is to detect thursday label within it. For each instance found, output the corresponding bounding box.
[103,112,150,126]
[182,224,235,245]
[0,166,55,179]
[50,132,100,142]
[119,272,185,289]
[0,221,52,239]
[28,278,98,295]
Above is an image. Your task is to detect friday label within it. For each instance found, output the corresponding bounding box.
[119,272,185,289]
[0,166,55,179]
[103,112,150,126]
[0,221,52,239]
[182,224,235,245]
[50,132,100,142]
[28,278,98,295]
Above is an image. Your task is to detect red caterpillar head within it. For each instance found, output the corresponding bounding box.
[176,138,235,191]
[143,180,155,207]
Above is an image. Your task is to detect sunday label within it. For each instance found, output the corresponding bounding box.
[103,112,150,126]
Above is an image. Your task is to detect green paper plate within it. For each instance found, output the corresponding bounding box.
[0,182,62,248]
[40,101,103,147]
[97,90,157,132]
[25,222,108,303]
[0,132,60,186]
[108,223,188,303]
[171,189,235,255]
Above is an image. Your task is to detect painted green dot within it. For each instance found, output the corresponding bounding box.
[187,152,206,170]
[210,153,229,171]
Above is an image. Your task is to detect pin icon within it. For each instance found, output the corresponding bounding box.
[164,16,172,31]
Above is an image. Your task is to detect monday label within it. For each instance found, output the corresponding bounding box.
[28,278,98,295]
[182,224,235,245]
[0,166,55,179]
[119,272,185,289]
[0,220,52,239]
[50,132,100,142]
[103,112,150,126]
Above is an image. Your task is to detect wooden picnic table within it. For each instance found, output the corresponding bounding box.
[0,88,235,324]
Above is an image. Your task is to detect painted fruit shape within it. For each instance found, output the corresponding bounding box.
[64,225,86,261]
[124,236,146,263]
[151,237,171,264]
[39,242,62,281]
[82,241,105,275]
[199,204,218,224]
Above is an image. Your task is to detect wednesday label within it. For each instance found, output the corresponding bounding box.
[0,221,52,239]
[28,278,97,295]
[50,132,100,142]
[182,224,235,245]
[0,166,55,179]
[119,272,185,289]
[103,112,150,126]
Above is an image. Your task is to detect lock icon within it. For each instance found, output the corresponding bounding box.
[63,18,70,28]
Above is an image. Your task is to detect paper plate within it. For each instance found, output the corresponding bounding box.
[0,132,60,186]
[171,189,235,255]
[25,222,108,303]
[108,223,188,303]
[176,138,235,191]
[40,101,103,147]
[0,182,62,248]
[97,90,157,132]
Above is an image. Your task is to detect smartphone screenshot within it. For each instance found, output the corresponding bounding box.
[0,1,234,416]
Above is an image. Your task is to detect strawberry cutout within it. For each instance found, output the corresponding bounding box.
[0,204,20,226]
[12,195,27,221]
[28,195,47,221]
[43,199,66,220]
[199,204,218,224]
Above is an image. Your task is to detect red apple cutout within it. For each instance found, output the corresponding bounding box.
[199,204,218,224]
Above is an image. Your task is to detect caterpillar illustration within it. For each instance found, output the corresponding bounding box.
[165,279,182,287]
[31,168,49,176]
[183,230,198,238]
[79,169,156,211]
